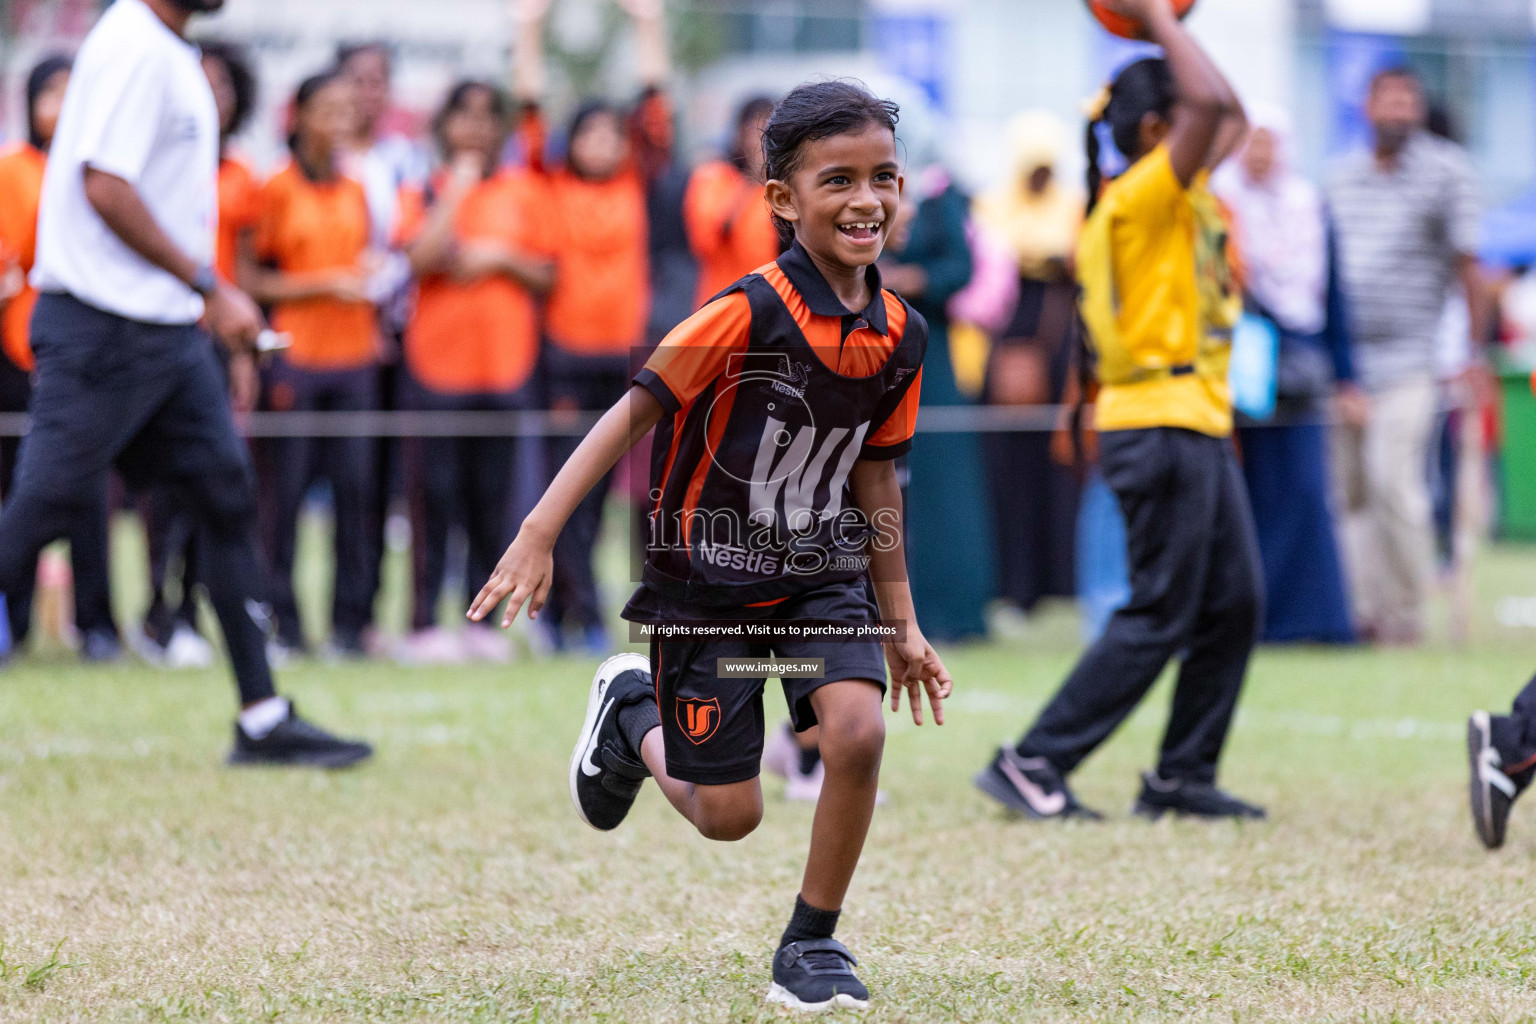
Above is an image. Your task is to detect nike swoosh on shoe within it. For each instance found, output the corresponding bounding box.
[582,695,616,777]
[999,752,1067,816]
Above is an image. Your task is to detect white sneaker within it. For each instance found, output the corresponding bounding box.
[462,623,512,664]
[762,723,798,780]
[164,624,216,670]
[784,759,826,803]
[393,627,467,666]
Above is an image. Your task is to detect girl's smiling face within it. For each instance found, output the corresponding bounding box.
[766,124,903,272]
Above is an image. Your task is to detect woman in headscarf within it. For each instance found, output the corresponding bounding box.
[1214,106,1356,643]
[973,111,1085,618]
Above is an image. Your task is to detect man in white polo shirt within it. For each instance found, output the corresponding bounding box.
[0,0,371,769]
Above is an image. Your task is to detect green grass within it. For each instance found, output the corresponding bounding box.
[5,517,1536,1021]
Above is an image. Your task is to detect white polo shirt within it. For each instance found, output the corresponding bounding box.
[31,0,218,325]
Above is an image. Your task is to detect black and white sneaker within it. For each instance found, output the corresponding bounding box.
[767,938,869,1012]
[569,653,654,832]
[1133,772,1266,820]
[1469,711,1535,850]
[227,704,373,769]
[974,747,1103,820]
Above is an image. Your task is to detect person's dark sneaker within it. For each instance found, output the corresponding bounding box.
[1133,772,1266,821]
[767,938,869,1012]
[80,628,124,664]
[227,703,373,769]
[568,653,654,831]
[1468,711,1536,850]
[974,747,1104,820]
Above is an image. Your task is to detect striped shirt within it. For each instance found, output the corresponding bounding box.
[1326,132,1479,389]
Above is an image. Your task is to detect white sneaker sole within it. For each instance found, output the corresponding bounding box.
[568,653,651,831]
[766,983,869,1013]
[1469,710,1500,849]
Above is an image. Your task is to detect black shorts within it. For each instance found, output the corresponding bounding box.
[633,580,889,786]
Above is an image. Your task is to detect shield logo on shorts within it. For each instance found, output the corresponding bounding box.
[676,696,722,745]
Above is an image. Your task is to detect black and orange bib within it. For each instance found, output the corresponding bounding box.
[634,246,927,607]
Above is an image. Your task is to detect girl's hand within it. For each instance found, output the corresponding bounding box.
[512,0,552,23]
[448,150,488,192]
[227,349,259,413]
[0,259,24,304]
[328,270,371,304]
[884,630,954,726]
[451,241,512,283]
[468,527,556,628]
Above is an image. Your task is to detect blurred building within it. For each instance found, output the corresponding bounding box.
[1,0,1534,201]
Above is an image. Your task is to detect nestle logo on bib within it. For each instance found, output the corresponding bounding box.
[697,542,780,575]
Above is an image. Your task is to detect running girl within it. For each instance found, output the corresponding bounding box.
[470,80,952,1012]
[975,0,1267,821]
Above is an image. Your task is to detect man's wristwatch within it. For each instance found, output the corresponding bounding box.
[191,265,219,297]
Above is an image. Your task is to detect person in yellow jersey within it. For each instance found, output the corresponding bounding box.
[975,0,1267,822]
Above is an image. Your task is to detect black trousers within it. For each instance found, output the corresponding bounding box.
[401,377,526,632]
[1018,427,1263,784]
[258,358,377,647]
[0,293,273,703]
[544,353,630,634]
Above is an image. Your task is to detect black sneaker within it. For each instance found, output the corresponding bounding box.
[1133,772,1266,820]
[568,653,654,832]
[767,938,869,1012]
[974,747,1103,820]
[1469,711,1535,850]
[227,702,373,769]
[81,628,124,664]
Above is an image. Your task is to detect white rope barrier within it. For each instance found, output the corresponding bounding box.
[0,405,1331,439]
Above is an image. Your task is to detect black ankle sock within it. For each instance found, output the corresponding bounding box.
[796,743,822,776]
[616,691,660,759]
[779,894,839,948]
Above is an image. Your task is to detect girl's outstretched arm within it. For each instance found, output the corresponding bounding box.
[469,385,665,626]
[1102,0,1245,184]
[850,458,953,726]
[617,0,672,88]
[509,0,550,104]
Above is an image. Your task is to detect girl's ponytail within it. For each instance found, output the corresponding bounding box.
[1082,85,1111,216]
[1085,118,1104,216]
[1081,59,1175,216]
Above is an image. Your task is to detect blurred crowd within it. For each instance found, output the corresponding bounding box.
[0,2,1505,667]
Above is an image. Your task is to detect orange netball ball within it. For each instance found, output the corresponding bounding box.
[1087,0,1198,40]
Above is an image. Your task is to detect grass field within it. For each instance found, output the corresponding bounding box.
[5,524,1536,1022]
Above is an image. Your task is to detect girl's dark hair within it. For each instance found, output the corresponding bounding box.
[25,55,71,151]
[432,79,510,160]
[288,69,344,165]
[199,40,257,141]
[761,80,900,242]
[1085,57,1175,213]
[566,99,621,179]
[729,94,777,173]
